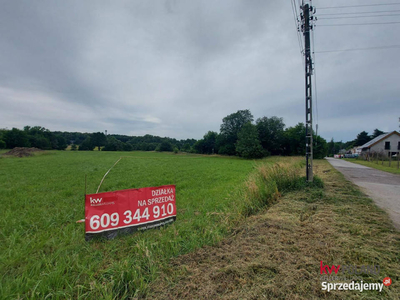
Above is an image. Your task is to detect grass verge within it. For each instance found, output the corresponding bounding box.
[148,159,400,299]
[344,158,400,175]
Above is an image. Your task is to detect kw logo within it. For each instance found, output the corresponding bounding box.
[90,197,102,204]
[320,261,341,275]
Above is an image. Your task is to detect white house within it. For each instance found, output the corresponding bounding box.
[357,131,400,157]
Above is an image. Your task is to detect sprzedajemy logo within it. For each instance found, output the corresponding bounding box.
[319,261,392,293]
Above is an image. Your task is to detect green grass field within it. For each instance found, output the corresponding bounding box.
[0,150,276,299]
[2,151,399,299]
[344,158,400,175]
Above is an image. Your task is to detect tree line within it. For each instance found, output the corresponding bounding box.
[0,126,68,150]
[193,109,328,159]
[0,109,330,159]
[77,133,196,152]
[0,126,196,153]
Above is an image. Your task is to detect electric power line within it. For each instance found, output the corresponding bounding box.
[318,21,400,26]
[319,13,400,19]
[311,28,319,137]
[294,0,304,52]
[315,45,400,53]
[290,0,305,66]
[318,9,400,16]
[319,3,400,10]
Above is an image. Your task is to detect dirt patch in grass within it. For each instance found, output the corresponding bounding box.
[2,147,43,157]
[148,160,400,299]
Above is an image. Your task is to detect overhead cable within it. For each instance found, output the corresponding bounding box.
[290,0,305,66]
[319,14,400,19]
[318,9,400,16]
[315,45,400,53]
[318,21,400,26]
[319,3,400,9]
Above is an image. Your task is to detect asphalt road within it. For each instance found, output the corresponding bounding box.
[326,157,400,230]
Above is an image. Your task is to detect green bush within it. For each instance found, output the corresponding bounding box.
[156,141,173,152]
[103,137,124,151]
[79,137,94,151]
[123,143,133,151]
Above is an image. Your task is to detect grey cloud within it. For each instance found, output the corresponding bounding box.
[0,0,398,142]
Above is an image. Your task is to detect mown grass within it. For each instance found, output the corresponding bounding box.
[0,150,290,299]
[344,158,400,175]
[148,160,400,299]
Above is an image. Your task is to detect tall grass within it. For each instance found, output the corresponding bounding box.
[240,159,323,216]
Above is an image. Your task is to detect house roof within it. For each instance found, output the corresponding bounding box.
[357,131,400,149]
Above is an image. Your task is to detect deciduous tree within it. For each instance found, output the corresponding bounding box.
[92,132,107,151]
[219,109,253,155]
[79,137,94,151]
[256,116,285,155]
[282,123,306,156]
[235,123,264,159]
[4,128,30,148]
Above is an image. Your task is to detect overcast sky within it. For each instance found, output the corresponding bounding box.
[0,0,399,142]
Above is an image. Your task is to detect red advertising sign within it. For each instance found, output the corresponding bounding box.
[85,185,176,240]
